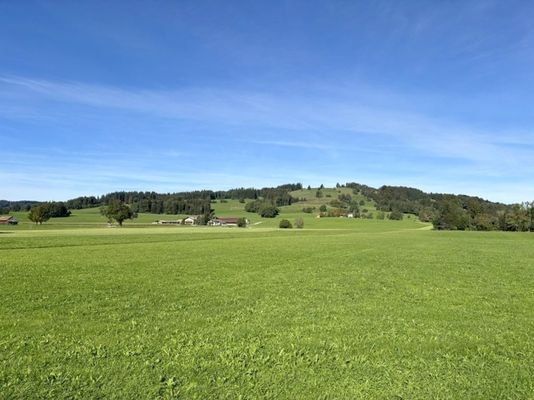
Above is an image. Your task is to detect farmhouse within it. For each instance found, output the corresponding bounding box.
[183,216,199,225]
[208,217,245,227]
[0,215,18,225]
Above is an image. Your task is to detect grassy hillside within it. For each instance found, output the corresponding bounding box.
[1,223,533,398]
[287,187,376,213]
[212,198,418,229]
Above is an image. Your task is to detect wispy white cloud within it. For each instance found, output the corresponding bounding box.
[3,74,531,165]
[2,75,534,202]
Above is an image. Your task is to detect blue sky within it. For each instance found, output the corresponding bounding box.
[1,1,534,202]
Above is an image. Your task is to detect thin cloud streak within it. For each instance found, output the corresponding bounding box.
[2,74,531,168]
[2,75,534,203]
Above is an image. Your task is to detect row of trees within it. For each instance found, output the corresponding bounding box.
[0,200,39,214]
[63,184,301,214]
[67,192,211,216]
[213,183,302,202]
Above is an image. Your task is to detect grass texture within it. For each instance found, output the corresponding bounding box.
[1,224,533,399]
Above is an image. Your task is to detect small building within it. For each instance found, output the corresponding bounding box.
[157,219,182,225]
[208,217,245,227]
[183,216,199,225]
[0,216,18,225]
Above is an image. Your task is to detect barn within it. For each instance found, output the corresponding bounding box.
[208,217,245,227]
[0,216,18,225]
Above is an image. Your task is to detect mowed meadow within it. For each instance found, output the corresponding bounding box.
[1,208,534,398]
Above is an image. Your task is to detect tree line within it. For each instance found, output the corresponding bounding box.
[345,182,533,231]
[65,192,211,216]
[63,184,301,215]
[0,200,39,214]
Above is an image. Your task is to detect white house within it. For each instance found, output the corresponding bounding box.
[183,216,199,225]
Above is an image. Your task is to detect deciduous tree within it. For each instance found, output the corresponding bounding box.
[28,205,50,224]
[100,200,137,226]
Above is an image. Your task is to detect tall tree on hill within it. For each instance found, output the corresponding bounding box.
[100,199,137,226]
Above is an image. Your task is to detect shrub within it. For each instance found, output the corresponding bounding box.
[389,210,403,220]
[338,194,352,203]
[279,219,292,229]
[329,199,344,208]
[245,200,279,218]
[245,200,262,213]
[260,206,279,218]
[327,208,346,217]
[237,217,248,227]
[294,217,304,229]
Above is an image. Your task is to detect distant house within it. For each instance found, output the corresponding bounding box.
[156,219,182,225]
[0,216,18,225]
[183,216,199,225]
[208,217,245,227]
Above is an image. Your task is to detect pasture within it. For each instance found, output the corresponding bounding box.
[1,221,533,399]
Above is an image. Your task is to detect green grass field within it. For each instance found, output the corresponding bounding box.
[7,208,183,230]
[1,217,533,398]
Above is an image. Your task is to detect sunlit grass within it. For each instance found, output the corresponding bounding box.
[1,224,533,398]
